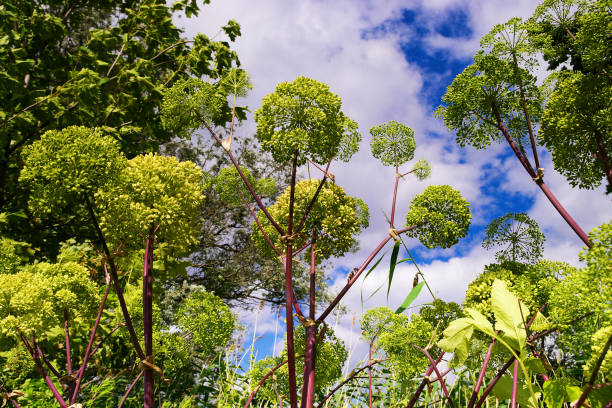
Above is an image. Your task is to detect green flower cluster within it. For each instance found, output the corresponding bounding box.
[209,166,277,207]
[404,185,471,248]
[482,212,545,264]
[20,126,126,218]
[98,153,205,256]
[255,76,360,165]
[252,179,369,261]
[0,261,99,340]
[361,307,433,391]
[248,325,347,403]
[369,121,416,166]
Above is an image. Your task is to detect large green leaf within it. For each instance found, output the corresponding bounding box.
[490,279,529,352]
[437,318,474,365]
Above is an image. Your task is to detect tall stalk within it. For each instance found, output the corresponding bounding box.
[142,225,156,408]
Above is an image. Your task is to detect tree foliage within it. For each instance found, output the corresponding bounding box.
[482,212,545,264]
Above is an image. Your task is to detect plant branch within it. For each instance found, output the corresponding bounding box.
[316,359,385,408]
[406,351,445,408]
[410,344,455,408]
[118,371,144,408]
[573,330,612,407]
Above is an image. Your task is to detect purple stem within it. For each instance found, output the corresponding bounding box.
[574,330,612,407]
[20,334,67,408]
[511,359,519,408]
[71,281,111,404]
[368,344,373,408]
[468,337,496,408]
[474,357,516,408]
[64,310,72,375]
[301,233,318,408]
[411,344,455,408]
[84,195,145,359]
[390,172,400,227]
[318,235,391,323]
[406,351,445,408]
[202,120,285,236]
[295,160,332,234]
[143,226,156,408]
[490,102,591,248]
[118,371,144,408]
[285,152,299,408]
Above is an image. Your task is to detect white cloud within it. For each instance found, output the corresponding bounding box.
[180,0,611,362]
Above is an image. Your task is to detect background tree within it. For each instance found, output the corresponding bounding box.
[482,212,545,264]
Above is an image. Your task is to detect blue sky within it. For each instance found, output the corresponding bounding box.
[179,0,610,366]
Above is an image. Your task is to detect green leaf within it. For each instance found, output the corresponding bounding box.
[490,279,529,352]
[395,282,425,314]
[437,318,474,365]
[465,307,495,337]
[492,375,540,408]
[523,357,545,374]
[387,240,400,301]
[360,252,387,307]
[543,380,565,408]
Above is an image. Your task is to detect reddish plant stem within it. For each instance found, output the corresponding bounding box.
[143,225,156,408]
[71,281,111,404]
[410,345,455,408]
[89,323,124,358]
[63,309,72,375]
[33,340,61,379]
[318,235,391,322]
[574,330,612,407]
[295,160,332,234]
[390,172,400,227]
[511,53,540,171]
[20,334,67,408]
[84,195,145,359]
[318,225,418,323]
[301,233,318,408]
[511,359,519,408]
[468,337,496,408]
[118,371,144,408]
[406,352,445,408]
[368,344,373,408]
[203,120,285,236]
[490,102,592,248]
[474,357,516,408]
[243,355,305,408]
[285,152,299,408]
[237,187,281,257]
[316,359,385,408]
[294,232,326,256]
[593,128,612,192]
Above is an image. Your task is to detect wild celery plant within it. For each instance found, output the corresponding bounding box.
[13,126,234,407]
[435,15,594,248]
[161,70,472,408]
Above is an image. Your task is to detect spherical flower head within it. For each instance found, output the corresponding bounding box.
[482,212,545,264]
[369,120,416,166]
[254,76,360,165]
[98,153,205,259]
[412,158,431,181]
[251,179,369,261]
[404,185,471,249]
[20,126,126,218]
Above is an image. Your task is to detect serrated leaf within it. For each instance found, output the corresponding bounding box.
[395,281,424,314]
[524,357,545,374]
[465,307,496,337]
[437,318,474,365]
[491,279,529,352]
